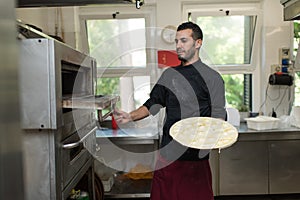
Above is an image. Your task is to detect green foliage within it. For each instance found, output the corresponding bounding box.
[87,20,121,67]
[96,77,119,95]
[197,16,245,65]
[197,16,252,110]
[294,22,300,41]
[222,74,244,109]
[295,72,300,106]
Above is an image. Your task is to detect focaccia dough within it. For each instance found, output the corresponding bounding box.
[170,117,238,149]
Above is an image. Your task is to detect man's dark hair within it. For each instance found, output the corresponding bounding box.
[177,21,203,40]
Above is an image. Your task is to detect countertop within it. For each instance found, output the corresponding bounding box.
[97,123,300,199]
[95,122,300,142]
[238,122,300,133]
[96,120,160,141]
[235,123,300,141]
[96,127,159,140]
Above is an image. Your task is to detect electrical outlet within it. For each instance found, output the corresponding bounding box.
[271,64,281,73]
[279,47,290,65]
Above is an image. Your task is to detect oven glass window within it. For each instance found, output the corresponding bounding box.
[86,18,146,68]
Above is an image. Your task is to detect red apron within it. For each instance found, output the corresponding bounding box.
[150,155,214,200]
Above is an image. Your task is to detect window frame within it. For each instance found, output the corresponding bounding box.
[182,3,263,111]
[182,3,262,74]
[78,5,156,78]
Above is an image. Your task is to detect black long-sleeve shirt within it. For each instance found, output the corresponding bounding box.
[143,59,226,161]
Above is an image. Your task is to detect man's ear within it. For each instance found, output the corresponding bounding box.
[195,39,202,49]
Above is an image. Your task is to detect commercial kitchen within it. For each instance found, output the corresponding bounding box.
[1,0,300,200]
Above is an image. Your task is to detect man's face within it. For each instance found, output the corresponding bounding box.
[175,29,202,63]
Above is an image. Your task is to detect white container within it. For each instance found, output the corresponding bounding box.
[101,175,114,192]
[226,107,240,127]
[245,116,280,130]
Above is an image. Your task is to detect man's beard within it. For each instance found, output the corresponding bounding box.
[177,50,194,62]
[177,42,196,62]
[178,55,187,62]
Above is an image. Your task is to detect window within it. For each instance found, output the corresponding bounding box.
[96,76,150,110]
[79,6,155,111]
[294,72,300,106]
[195,15,255,67]
[183,3,261,111]
[86,18,146,69]
[293,21,300,106]
[222,74,252,110]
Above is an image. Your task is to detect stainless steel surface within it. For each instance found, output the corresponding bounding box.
[63,95,119,110]
[281,0,300,20]
[238,123,300,141]
[22,123,97,200]
[269,140,300,194]
[0,1,24,199]
[209,150,220,196]
[94,126,159,198]
[20,38,96,129]
[215,125,300,196]
[20,38,97,200]
[61,125,96,188]
[23,130,56,200]
[94,124,300,198]
[63,126,97,149]
[219,141,269,195]
[62,95,119,122]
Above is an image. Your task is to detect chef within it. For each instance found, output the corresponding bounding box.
[115,21,226,200]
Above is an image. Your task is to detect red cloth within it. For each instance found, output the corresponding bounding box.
[150,155,214,200]
[157,50,181,68]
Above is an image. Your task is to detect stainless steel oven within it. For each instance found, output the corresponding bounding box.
[19,37,100,200]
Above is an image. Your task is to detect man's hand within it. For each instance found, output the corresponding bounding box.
[114,109,132,124]
[113,106,150,124]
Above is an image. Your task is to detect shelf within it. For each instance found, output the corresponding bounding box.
[62,95,119,110]
[104,173,151,199]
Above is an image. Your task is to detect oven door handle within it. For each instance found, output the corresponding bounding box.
[62,126,97,149]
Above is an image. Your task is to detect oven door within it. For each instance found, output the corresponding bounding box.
[61,124,97,188]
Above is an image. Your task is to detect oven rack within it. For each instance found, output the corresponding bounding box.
[62,95,120,122]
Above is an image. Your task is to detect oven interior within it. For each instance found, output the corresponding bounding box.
[61,61,92,98]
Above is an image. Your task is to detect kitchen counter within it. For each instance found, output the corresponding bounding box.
[235,123,300,141]
[95,123,300,198]
[96,127,159,141]
[213,123,300,196]
[95,125,159,199]
[238,122,300,133]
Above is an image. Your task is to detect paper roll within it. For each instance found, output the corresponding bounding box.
[290,106,300,128]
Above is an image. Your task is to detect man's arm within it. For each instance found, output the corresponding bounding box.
[114,106,150,124]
